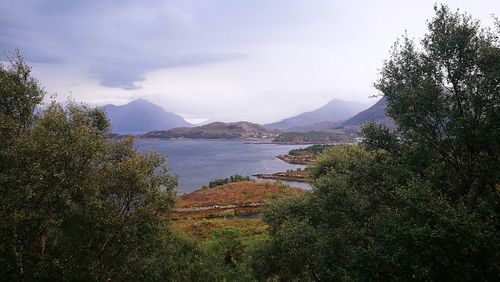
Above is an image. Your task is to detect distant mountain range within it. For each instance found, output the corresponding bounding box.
[144,121,282,140]
[102,97,394,137]
[102,99,192,134]
[341,97,395,129]
[264,99,369,130]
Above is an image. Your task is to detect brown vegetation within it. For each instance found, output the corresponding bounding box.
[171,181,306,240]
[176,181,305,209]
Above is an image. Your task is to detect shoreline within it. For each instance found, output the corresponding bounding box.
[118,135,340,145]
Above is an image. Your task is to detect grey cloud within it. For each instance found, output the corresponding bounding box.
[0,0,247,89]
[90,52,246,90]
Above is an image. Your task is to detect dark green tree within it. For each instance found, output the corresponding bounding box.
[0,50,44,151]
[252,5,500,281]
[375,5,500,199]
[0,53,194,281]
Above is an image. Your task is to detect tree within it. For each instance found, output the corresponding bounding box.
[252,5,500,281]
[0,54,183,280]
[0,50,44,141]
[375,5,500,200]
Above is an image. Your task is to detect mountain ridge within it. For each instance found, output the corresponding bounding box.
[264,99,369,130]
[341,97,395,129]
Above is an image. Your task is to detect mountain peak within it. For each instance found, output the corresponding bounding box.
[102,99,192,134]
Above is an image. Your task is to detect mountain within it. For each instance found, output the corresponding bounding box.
[102,99,192,134]
[341,97,395,129]
[144,121,281,140]
[264,99,369,130]
[285,121,343,132]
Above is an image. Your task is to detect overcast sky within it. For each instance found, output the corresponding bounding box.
[1,0,498,123]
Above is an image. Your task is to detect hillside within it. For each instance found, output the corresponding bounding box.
[341,97,395,129]
[102,99,192,134]
[286,120,342,132]
[144,121,281,139]
[265,99,368,130]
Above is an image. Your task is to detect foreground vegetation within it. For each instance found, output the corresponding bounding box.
[0,52,182,280]
[251,6,500,280]
[1,5,499,281]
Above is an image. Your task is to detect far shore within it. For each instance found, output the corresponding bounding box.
[132,136,339,145]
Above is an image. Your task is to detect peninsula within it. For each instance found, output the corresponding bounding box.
[142,121,281,140]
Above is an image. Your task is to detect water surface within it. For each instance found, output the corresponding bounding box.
[135,140,310,193]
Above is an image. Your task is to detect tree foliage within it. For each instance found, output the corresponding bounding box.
[0,52,187,280]
[252,5,500,281]
[375,5,499,199]
[0,50,44,146]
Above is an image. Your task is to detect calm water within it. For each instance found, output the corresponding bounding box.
[135,140,311,193]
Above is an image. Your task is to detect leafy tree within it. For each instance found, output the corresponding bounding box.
[375,5,500,199]
[360,122,399,153]
[252,5,500,281]
[0,50,44,139]
[0,53,187,280]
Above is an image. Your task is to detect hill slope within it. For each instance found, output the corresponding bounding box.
[102,99,192,134]
[341,97,395,129]
[144,121,281,139]
[265,99,368,130]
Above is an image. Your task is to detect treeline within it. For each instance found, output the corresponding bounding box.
[205,175,252,188]
[1,5,499,281]
[273,131,346,144]
[288,144,335,156]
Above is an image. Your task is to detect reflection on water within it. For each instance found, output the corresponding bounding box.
[135,140,312,193]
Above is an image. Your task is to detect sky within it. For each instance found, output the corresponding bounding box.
[1,0,498,124]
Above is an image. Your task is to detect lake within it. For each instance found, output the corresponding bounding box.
[135,140,311,193]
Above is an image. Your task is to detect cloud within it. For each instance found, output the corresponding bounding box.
[89,52,247,90]
[2,0,500,123]
[0,0,247,89]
